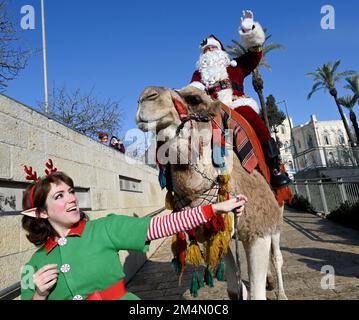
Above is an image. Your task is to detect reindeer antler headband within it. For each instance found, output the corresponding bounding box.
[21,159,58,218]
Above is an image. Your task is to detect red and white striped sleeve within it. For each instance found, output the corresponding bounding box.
[146,205,215,241]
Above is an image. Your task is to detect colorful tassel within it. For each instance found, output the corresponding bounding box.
[204,265,214,288]
[216,260,225,281]
[186,241,202,267]
[190,271,204,297]
[171,257,181,274]
[158,169,167,189]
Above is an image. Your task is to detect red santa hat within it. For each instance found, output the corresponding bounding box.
[200,35,238,67]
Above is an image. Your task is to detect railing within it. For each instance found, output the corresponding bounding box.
[293,146,359,172]
[291,177,359,214]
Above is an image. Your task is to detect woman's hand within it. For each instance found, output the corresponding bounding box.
[32,264,59,300]
[212,195,248,216]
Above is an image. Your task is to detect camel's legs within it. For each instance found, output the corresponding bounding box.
[266,264,276,291]
[271,231,288,300]
[244,235,271,300]
[223,248,248,300]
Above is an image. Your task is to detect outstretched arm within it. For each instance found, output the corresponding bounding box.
[146,195,247,241]
[236,10,265,76]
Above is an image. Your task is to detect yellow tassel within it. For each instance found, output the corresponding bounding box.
[171,234,178,256]
[165,191,174,210]
[207,233,222,271]
[224,214,233,235]
[186,241,202,267]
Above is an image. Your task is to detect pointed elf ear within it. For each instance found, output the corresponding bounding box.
[21,208,38,218]
[21,208,48,219]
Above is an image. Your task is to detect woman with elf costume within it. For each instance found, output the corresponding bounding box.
[20,160,247,300]
[190,10,291,189]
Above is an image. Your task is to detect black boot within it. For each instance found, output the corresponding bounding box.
[263,138,292,189]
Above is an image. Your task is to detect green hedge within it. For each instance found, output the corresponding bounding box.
[327,201,359,231]
[287,194,316,213]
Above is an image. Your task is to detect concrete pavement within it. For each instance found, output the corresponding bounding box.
[127,207,359,300]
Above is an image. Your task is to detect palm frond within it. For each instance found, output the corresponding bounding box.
[260,60,272,72]
[332,60,341,74]
[307,82,326,100]
[338,95,357,109]
[344,75,359,103]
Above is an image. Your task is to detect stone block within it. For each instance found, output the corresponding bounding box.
[0,250,36,291]
[11,147,46,182]
[47,119,69,139]
[28,128,47,152]
[0,113,29,148]
[0,96,33,124]
[0,216,21,256]
[0,143,11,179]
[31,111,49,131]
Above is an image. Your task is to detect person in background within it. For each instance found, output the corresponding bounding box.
[98,132,109,145]
[110,136,126,154]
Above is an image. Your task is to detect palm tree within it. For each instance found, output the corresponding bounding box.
[337,95,359,144]
[227,30,284,130]
[345,75,359,103]
[307,61,357,147]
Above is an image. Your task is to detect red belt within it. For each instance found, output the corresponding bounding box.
[85,279,127,300]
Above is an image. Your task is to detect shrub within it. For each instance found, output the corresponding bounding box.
[287,194,315,213]
[327,201,359,231]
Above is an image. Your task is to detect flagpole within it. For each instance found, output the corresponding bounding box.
[41,0,49,114]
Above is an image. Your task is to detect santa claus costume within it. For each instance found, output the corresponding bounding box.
[189,11,291,189]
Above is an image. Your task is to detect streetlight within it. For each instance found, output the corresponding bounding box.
[277,100,298,172]
[41,0,49,114]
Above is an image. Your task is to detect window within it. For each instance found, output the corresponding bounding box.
[280,126,286,134]
[297,140,301,149]
[307,135,314,149]
[337,131,345,144]
[323,130,331,145]
[119,175,143,193]
[287,161,294,170]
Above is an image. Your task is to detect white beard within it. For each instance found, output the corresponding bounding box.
[197,50,231,87]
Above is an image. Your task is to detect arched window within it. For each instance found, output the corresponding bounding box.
[287,160,294,170]
[307,135,314,148]
[323,131,331,145]
[337,130,345,144]
[281,126,286,134]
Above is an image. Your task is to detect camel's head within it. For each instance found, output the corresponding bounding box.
[136,86,222,138]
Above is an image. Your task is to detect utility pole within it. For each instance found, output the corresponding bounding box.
[278,100,298,172]
[41,0,49,114]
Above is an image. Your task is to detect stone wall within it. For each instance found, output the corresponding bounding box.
[0,93,168,295]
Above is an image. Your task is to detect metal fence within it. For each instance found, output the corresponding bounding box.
[293,146,359,172]
[291,177,359,214]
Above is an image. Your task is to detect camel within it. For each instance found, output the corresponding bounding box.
[136,86,288,300]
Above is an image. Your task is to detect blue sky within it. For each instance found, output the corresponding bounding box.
[4,0,359,138]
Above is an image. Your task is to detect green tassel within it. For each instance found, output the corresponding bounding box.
[204,265,214,287]
[171,257,181,274]
[216,260,225,281]
[190,271,205,297]
[198,271,205,288]
[190,271,200,297]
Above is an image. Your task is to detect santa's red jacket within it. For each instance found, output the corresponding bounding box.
[191,49,262,100]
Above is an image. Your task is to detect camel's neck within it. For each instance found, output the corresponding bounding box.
[167,120,220,210]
